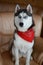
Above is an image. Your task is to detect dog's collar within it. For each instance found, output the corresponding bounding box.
[17,28,34,42]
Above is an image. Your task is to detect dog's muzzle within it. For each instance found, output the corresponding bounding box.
[19,22,23,27]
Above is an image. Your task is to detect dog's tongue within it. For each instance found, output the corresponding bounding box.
[17,29,34,42]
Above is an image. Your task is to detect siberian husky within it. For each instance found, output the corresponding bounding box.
[12,4,35,65]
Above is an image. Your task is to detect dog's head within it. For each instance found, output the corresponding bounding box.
[14,4,34,32]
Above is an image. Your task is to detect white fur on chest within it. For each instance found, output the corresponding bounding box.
[14,33,34,54]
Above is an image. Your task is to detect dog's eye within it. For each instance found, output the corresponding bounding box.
[18,15,21,19]
[23,16,27,19]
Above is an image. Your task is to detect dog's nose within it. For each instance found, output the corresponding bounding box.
[19,22,23,27]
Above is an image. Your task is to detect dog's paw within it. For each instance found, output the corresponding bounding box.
[26,62,30,65]
[26,63,30,65]
[30,56,33,60]
[15,62,19,65]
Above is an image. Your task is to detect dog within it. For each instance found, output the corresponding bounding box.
[12,4,35,65]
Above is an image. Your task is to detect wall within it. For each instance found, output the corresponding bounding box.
[33,14,42,37]
[0,12,15,34]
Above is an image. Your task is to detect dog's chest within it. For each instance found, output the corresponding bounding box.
[14,33,34,53]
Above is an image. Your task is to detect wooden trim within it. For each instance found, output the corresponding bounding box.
[0,4,25,12]
[0,32,13,36]
[0,4,15,12]
[0,4,43,14]
[0,0,43,8]
[0,0,43,7]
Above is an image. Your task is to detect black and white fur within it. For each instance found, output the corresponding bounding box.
[12,4,34,65]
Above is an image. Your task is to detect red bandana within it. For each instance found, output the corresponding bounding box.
[17,29,34,42]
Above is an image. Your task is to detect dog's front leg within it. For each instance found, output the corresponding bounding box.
[15,48,19,65]
[26,49,32,65]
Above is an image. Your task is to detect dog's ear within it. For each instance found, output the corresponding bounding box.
[15,4,20,13]
[27,4,32,14]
